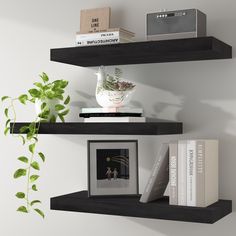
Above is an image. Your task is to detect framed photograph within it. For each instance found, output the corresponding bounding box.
[88,140,138,197]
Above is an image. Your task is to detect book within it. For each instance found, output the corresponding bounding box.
[81,107,143,114]
[79,112,142,118]
[76,30,135,41]
[196,140,218,207]
[186,139,218,207]
[186,140,196,206]
[169,141,178,205]
[177,140,187,206]
[83,116,146,123]
[140,143,169,203]
[76,37,133,46]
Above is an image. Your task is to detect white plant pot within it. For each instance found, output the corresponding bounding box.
[35,98,60,121]
[96,89,135,108]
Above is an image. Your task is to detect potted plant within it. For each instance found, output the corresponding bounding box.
[2,72,70,218]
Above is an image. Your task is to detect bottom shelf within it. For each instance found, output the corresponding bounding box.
[50,191,232,224]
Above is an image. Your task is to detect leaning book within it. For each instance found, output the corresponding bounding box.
[140,143,169,203]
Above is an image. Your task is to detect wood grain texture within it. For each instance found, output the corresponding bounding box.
[50,191,232,223]
[50,37,232,67]
[10,121,183,135]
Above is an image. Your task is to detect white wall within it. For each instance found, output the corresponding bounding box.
[0,0,236,235]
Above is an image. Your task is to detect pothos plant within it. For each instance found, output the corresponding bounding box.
[1,72,70,218]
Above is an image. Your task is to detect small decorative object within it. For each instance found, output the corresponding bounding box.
[1,72,70,218]
[88,140,139,197]
[95,66,136,108]
[80,7,111,33]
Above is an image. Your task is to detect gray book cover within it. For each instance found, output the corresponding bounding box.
[196,140,205,207]
[140,143,169,203]
[169,142,178,205]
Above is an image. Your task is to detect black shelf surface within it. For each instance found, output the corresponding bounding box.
[50,37,232,67]
[50,191,232,224]
[10,121,183,135]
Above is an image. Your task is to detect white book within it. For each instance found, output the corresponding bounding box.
[186,140,196,206]
[76,37,133,47]
[81,107,143,114]
[84,117,146,123]
[196,140,218,207]
[169,141,178,205]
[177,140,187,206]
[140,143,169,203]
[76,28,135,40]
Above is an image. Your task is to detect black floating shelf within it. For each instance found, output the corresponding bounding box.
[50,37,232,67]
[10,121,183,135]
[51,191,232,224]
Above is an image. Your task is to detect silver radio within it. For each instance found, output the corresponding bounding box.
[146,9,206,41]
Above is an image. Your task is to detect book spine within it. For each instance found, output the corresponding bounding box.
[76,38,128,46]
[177,140,187,205]
[81,108,143,113]
[76,31,120,40]
[186,140,196,206]
[196,140,205,207]
[169,142,178,205]
[84,117,146,122]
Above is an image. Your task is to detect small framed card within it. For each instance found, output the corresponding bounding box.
[88,140,139,197]
[80,7,111,33]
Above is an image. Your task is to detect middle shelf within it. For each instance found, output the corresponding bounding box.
[10,121,183,135]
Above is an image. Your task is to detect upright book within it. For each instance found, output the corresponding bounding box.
[140,143,169,203]
[186,139,218,207]
[169,141,178,205]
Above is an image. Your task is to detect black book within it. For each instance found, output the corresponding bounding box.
[79,112,142,118]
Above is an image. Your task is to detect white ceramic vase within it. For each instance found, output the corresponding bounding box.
[95,66,135,108]
[35,98,60,121]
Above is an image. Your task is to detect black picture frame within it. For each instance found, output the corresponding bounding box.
[88,140,139,197]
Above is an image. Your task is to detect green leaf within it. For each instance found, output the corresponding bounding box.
[18,156,28,163]
[4,108,9,118]
[4,127,10,136]
[19,125,29,133]
[30,200,41,206]
[55,104,65,111]
[34,208,44,218]
[32,184,38,191]
[30,175,39,183]
[56,95,63,100]
[49,115,56,123]
[34,82,43,89]
[64,96,70,105]
[18,94,28,105]
[1,96,9,101]
[17,206,28,213]
[59,80,69,88]
[58,114,65,122]
[19,135,26,145]
[29,143,36,154]
[38,152,45,162]
[14,169,27,178]
[31,161,40,170]
[28,89,41,98]
[40,72,49,83]
[16,192,25,199]
[5,119,11,127]
[41,102,47,110]
[59,109,69,116]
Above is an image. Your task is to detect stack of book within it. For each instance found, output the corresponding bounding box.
[140,140,219,208]
[76,28,135,46]
[169,140,219,207]
[79,107,145,122]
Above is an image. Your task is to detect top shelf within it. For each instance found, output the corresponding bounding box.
[50,37,232,67]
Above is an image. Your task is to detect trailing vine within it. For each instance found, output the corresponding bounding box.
[2,72,70,218]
